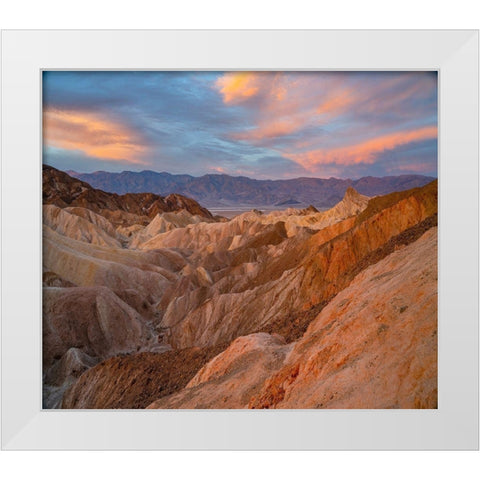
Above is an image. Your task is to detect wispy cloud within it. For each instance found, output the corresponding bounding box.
[42,71,437,179]
[43,108,149,164]
[286,126,438,170]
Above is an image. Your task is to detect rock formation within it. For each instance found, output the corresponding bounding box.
[43,164,213,222]
[42,167,437,410]
[146,227,437,409]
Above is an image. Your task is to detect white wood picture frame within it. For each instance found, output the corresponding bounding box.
[1,30,478,450]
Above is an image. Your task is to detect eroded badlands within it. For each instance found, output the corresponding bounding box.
[42,166,437,409]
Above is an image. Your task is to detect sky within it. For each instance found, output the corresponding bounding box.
[42,71,437,180]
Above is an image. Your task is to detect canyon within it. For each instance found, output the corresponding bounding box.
[42,165,437,409]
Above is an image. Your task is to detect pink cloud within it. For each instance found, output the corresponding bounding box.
[316,88,355,115]
[215,72,437,161]
[216,72,360,145]
[286,126,438,170]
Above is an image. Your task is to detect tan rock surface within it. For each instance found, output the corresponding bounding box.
[147,333,292,409]
[43,226,184,298]
[148,227,437,409]
[135,187,368,251]
[159,182,437,349]
[250,228,438,409]
[43,286,156,368]
[43,204,121,247]
[258,186,369,236]
[129,210,215,249]
[42,166,437,409]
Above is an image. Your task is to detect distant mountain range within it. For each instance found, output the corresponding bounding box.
[67,169,436,208]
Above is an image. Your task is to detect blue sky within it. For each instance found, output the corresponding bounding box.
[42,71,437,179]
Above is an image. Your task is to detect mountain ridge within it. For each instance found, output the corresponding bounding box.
[64,168,435,208]
[43,165,213,223]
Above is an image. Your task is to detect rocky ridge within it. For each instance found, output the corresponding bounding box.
[42,167,437,409]
[43,164,213,224]
[69,168,435,208]
[147,227,437,409]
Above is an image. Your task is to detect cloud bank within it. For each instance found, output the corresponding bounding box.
[43,71,437,179]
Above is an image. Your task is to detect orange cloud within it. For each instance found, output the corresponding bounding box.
[216,72,358,143]
[316,89,355,115]
[272,84,287,101]
[43,109,147,163]
[287,126,437,170]
[216,72,437,157]
[215,73,260,104]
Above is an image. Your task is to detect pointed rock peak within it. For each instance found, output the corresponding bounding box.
[344,186,359,198]
[343,186,369,204]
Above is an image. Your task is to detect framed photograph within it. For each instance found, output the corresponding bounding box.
[1,30,478,450]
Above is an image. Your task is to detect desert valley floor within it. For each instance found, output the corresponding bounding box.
[42,165,437,409]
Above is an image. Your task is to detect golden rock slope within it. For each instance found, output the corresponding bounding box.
[146,227,437,409]
[42,167,437,409]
